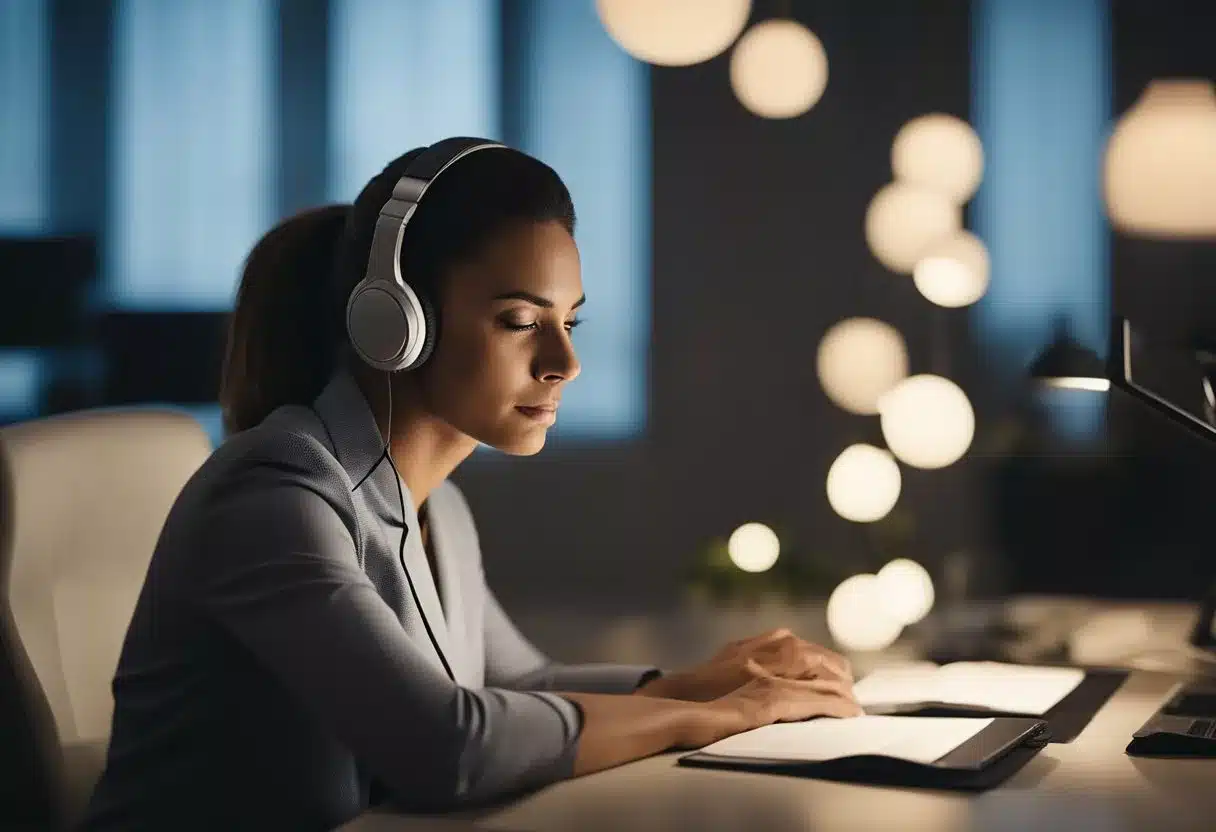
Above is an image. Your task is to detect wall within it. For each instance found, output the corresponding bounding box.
[12,1,1210,610]
[461,0,979,611]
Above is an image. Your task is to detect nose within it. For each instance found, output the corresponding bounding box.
[534,326,581,384]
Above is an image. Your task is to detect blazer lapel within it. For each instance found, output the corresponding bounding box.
[310,369,460,678]
[424,497,466,675]
[398,491,456,678]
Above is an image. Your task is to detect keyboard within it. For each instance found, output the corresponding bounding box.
[1185,718,1216,739]
[1127,682,1216,756]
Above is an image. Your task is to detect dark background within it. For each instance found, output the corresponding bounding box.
[4,0,1216,613]
[472,0,1216,609]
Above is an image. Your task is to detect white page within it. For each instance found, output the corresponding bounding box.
[699,716,994,765]
[854,662,1085,716]
[851,665,943,709]
[935,663,1085,714]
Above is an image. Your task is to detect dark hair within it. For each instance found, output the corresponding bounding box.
[220,144,576,435]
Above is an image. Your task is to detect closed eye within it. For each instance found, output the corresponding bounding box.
[503,318,584,332]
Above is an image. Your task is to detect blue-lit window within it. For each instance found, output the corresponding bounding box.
[506,0,649,440]
[972,0,1110,439]
[108,0,276,310]
[0,0,47,233]
[0,351,45,422]
[327,0,500,201]
[972,0,1110,361]
[0,0,48,424]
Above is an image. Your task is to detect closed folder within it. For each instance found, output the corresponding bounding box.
[678,715,1051,791]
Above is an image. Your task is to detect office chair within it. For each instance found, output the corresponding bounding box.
[0,409,211,829]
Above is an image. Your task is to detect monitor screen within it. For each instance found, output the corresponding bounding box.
[1113,317,1216,445]
[1115,318,1216,648]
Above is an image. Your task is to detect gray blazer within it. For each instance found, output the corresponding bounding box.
[82,369,657,831]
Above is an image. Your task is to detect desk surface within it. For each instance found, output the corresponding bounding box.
[342,670,1215,832]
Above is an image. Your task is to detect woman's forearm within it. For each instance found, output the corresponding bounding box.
[554,692,710,776]
[555,672,861,779]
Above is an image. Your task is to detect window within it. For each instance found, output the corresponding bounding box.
[506,0,649,439]
[327,0,500,201]
[108,0,275,309]
[0,0,48,421]
[0,0,47,233]
[972,0,1110,439]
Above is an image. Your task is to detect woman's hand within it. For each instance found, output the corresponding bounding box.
[675,668,864,750]
[637,628,853,702]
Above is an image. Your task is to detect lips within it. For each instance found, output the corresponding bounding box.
[515,404,558,423]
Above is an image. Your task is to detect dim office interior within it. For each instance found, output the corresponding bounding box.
[3,0,1216,829]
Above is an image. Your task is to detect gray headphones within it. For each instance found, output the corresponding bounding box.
[345,137,505,372]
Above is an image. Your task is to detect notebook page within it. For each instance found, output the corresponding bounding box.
[935,663,1084,715]
[699,716,994,764]
[853,665,944,709]
[854,662,1084,715]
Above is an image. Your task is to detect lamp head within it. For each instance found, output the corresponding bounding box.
[1029,316,1110,392]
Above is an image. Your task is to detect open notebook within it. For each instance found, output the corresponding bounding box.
[853,661,1086,716]
[679,714,1051,789]
[699,716,996,765]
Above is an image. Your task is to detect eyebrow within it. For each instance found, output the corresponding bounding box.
[493,291,586,310]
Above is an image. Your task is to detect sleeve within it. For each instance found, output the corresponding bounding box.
[482,581,661,695]
[195,464,583,810]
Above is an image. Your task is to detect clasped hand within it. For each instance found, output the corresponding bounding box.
[635,627,855,703]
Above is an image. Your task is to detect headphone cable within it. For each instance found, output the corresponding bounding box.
[350,373,456,682]
[385,374,457,681]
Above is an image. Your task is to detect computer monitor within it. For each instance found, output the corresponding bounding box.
[1110,316,1216,653]
[1110,316,1216,444]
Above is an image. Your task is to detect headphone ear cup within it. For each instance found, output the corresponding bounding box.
[406,289,438,370]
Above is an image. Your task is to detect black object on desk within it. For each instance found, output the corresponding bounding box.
[1106,314,1216,757]
[1127,681,1216,757]
[679,718,1051,792]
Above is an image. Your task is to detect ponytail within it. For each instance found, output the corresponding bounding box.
[220,205,351,435]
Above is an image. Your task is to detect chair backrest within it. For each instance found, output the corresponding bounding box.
[0,408,212,827]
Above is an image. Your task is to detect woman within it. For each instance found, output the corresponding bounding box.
[82,140,860,831]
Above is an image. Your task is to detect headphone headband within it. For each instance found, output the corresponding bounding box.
[347,137,505,372]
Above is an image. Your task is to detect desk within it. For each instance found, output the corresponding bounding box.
[342,671,1216,832]
[342,670,1215,831]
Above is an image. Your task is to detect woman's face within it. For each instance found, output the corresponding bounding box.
[414,219,584,455]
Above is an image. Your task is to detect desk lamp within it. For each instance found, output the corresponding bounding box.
[1028,317,1109,392]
